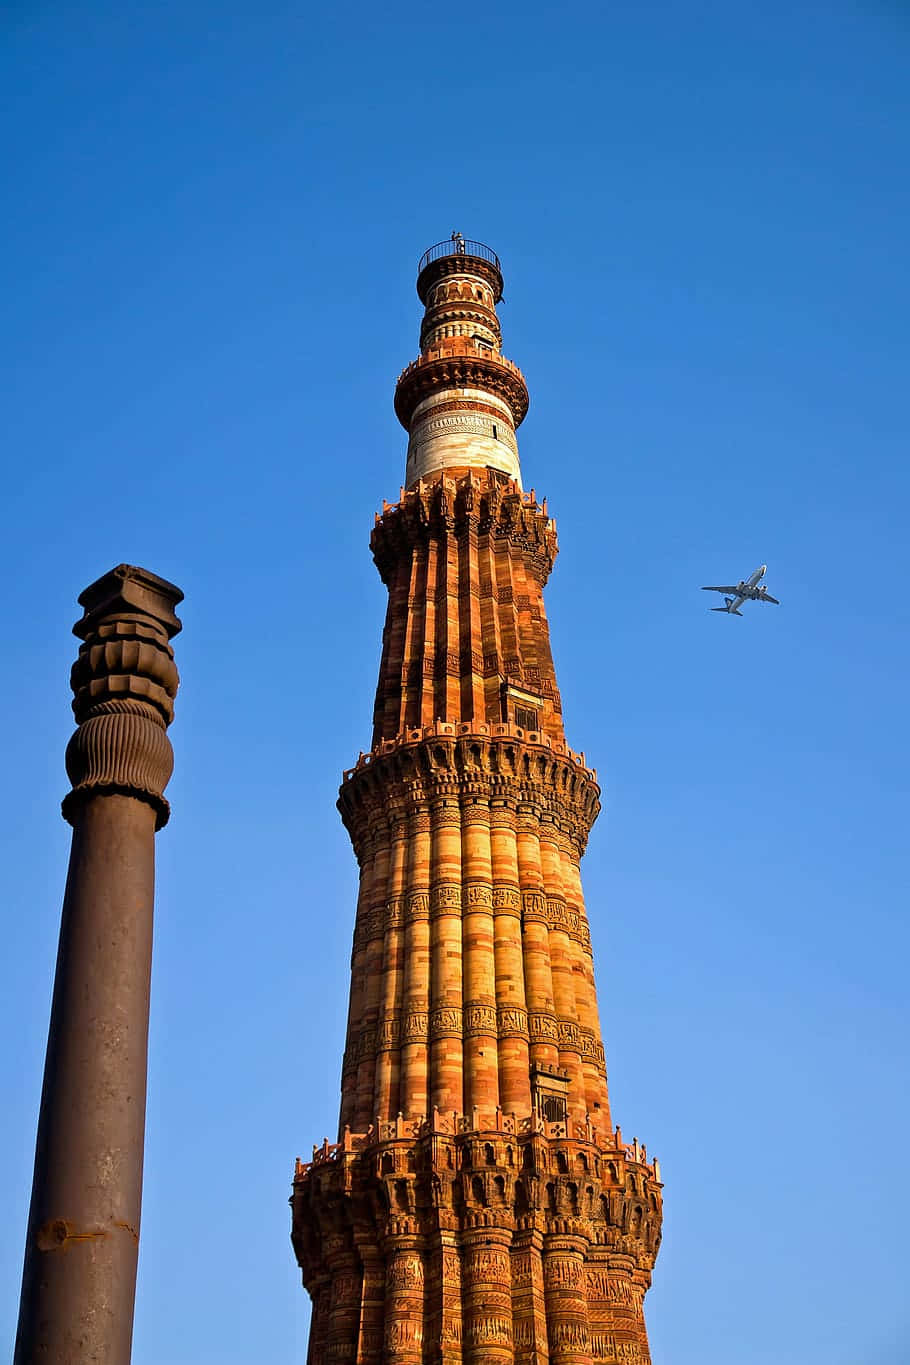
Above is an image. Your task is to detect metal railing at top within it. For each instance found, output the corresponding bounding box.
[418,237,501,274]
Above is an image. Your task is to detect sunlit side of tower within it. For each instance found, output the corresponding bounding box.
[291,237,662,1365]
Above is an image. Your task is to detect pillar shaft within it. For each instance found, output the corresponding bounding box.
[15,564,181,1365]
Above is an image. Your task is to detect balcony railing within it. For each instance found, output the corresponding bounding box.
[418,236,501,274]
[294,1110,660,1182]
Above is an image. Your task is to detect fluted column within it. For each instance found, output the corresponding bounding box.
[511,1229,548,1365]
[15,565,182,1365]
[562,847,611,1123]
[461,799,499,1112]
[490,800,531,1114]
[305,1277,332,1365]
[458,518,486,722]
[400,809,431,1118]
[439,523,460,722]
[343,836,379,1133]
[383,1239,425,1364]
[543,1235,590,1364]
[354,828,392,1129]
[539,821,585,1126]
[374,811,409,1120]
[517,809,560,1069]
[633,1267,654,1364]
[354,1241,386,1364]
[461,1229,513,1364]
[323,1242,362,1365]
[586,1254,645,1365]
[419,539,440,727]
[429,797,464,1113]
[403,542,429,732]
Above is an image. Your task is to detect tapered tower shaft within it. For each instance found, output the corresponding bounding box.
[292,238,661,1365]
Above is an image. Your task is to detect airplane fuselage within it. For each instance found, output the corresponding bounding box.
[703,564,778,614]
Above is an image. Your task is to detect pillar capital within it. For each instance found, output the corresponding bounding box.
[63,564,183,829]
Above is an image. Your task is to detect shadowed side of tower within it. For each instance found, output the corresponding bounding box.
[291,238,662,1365]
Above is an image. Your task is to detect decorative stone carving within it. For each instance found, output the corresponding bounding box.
[463,1002,498,1037]
[63,565,182,829]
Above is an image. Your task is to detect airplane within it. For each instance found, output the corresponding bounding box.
[702,564,780,615]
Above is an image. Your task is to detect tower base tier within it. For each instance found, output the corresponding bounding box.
[292,1115,661,1365]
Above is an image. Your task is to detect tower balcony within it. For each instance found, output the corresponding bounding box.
[394,336,530,430]
[418,237,501,275]
[416,236,504,305]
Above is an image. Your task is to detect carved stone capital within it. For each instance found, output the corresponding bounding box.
[62,565,182,829]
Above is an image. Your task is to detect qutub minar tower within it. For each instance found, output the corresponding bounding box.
[291,236,662,1364]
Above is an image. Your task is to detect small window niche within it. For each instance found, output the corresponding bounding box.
[501,682,543,734]
[531,1063,570,1132]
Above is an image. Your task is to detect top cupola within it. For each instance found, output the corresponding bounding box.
[394,235,530,489]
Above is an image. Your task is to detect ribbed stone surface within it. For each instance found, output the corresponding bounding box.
[292,247,661,1364]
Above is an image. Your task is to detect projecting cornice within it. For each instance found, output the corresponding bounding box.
[394,342,530,431]
[338,726,601,860]
[371,469,557,587]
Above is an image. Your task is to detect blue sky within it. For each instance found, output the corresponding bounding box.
[2,2,908,1361]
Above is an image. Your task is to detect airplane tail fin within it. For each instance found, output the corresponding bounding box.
[712,596,739,615]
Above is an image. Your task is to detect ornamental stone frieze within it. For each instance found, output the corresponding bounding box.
[293,238,662,1363]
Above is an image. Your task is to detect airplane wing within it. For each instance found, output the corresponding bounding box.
[757,593,780,605]
[701,586,738,594]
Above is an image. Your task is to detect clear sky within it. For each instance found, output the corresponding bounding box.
[2,2,908,1362]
